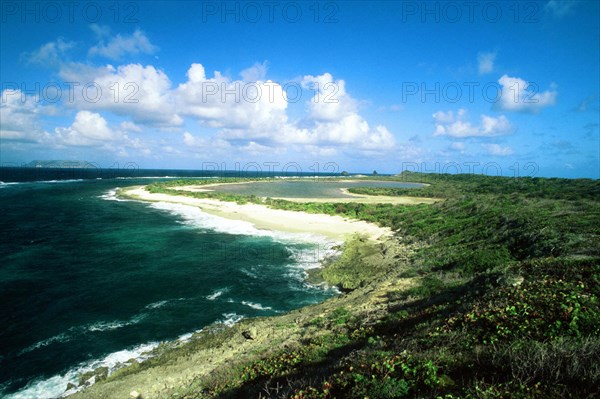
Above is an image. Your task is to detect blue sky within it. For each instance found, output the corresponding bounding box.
[1,0,598,177]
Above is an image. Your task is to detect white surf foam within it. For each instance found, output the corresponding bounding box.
[148,201,334,247]
[176,332,195,342]
[220,313,244,327]
[17,333,71,356]
[19,313,149,358]
[40,179,85,184]
[240,267,258,279]
[114,176,212,180]
[7,298,206,399]
[0,179,84,187]
[241,301,273,311]
[0,181,21,188]
[145,300,170,309]
[149,201,279,237]
[206,288,229,301]
[149,201,341,291]
[86,320,129,332]
[98,187,133,202]
[4,342,159,399]
[84,312,147,333]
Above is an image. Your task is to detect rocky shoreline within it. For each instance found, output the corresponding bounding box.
[67,235,416,398]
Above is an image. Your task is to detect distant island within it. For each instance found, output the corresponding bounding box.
[25,160,98,168]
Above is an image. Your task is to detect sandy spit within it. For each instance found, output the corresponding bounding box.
[121,186,392,241]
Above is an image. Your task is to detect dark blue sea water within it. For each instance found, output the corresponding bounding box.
[0,168,347,398]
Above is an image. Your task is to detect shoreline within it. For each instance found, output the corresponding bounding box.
[61,183,403,398]
[120,186,392,241]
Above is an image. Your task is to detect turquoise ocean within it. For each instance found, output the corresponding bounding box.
[0,168,417,398]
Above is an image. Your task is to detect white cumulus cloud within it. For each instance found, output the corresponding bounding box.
[177,68,395,152]
[58,63,181,127]
[24,38,74,66]
[240,61,268,82]
[545,0,577,17]
[0,89,50,142]
[496,74,557,113]
[450,142,466,151]
[176,63,288,132]
[53,111,117,146]
[49,111,151,156]
[297,73,395,150]
[481,143,514,156]
[89,28,158,60]
[433,108,512,138]
[477,51,496,75]
[13,38,399,157]
[301,73,357,122]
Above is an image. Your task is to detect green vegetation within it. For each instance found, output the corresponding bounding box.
[84,172,599,398]
[307,235,398,291]
[320,235,380,290]
[349,171,600,200]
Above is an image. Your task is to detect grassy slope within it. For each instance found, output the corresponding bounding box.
[74,173,599,399]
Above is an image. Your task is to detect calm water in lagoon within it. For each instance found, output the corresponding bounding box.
[210,180,424,198]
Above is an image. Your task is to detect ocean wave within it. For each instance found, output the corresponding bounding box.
[98,187,132,202]
[281,243,340,290]
[40,179,85,184]
[0,179,84,187]
[114,176,207,180]
[17,333,72,356]
[240,267,258,279]
[144,300,170,309]
[86,320,129,332]
[176,332,195,342]
[149,201,340,293]
[4,342,159,399]
[287,245,335,271]
[220,313,244,327]
[144,298,187,310]
[0,181,21,187]
[149,201,279,237]
[85,315,143,332]
[18,314,148,357]
[98,188,118,201]
[206,288,229,301]
[241,301,273,311]
[148,201,333,247]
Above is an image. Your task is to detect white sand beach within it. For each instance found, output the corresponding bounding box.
[122,186,392,241]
